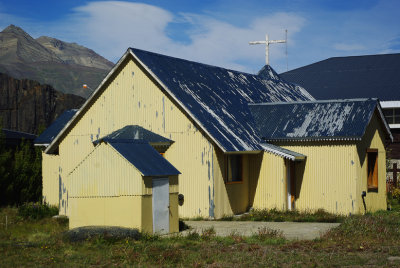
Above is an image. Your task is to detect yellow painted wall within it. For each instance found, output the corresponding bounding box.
[55,55,213,218]
[67,142,180,232]
[275,141,358,215]
[213,148,250,218]
[249,152,287,210]
[42,152,60,206]
[355,111,387,213]
[69,196,142,229]
[68,143,144,198]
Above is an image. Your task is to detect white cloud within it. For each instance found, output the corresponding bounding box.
[45,1,305,72]
[59,1,175,61]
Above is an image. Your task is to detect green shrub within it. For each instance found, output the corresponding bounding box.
[392,188,400,200]
[18,202,58,220]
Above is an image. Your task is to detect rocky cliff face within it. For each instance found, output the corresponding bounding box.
[0,73,85,134]
[0,25,113,97]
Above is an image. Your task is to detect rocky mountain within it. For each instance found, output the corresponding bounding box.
[0,25,114,97]
[0,72,85,134]
[36,36,114,70]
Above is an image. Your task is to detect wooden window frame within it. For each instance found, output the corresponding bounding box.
[367,148,378,191]
[225,155,243,184]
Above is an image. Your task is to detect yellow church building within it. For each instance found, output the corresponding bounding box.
[35,48,392,233]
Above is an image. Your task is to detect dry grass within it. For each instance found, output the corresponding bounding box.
[0,207,399,267]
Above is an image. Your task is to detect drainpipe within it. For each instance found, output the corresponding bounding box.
[361,191,367,214]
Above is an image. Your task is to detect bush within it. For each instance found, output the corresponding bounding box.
[18,202,58,220]
[392,188,400,200]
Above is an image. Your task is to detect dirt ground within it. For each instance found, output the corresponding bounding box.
[182,221,340,240]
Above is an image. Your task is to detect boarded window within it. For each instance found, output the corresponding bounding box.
[226,155,242,183]
[367,149,378,191]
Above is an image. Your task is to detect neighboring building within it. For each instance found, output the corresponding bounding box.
[280,53,400,186]
[34,109,78,148]
[1,129,36,148]
[36,48,391,233]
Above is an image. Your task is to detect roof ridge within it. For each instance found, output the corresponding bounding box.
[129,47,258,76]
[249,98,377,106]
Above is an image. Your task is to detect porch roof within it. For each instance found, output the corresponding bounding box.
[260,143,306,161]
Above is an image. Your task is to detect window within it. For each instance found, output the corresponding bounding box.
[383,108,400,124]
[367,149,378,191]
[225,155,242,183]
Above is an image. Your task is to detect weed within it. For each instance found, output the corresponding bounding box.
[18,202,58,220]
[186,230,200,240]
[201,226,216,240]
[237,208,345,223]
[256,227,283,241]
[229,231,244,243]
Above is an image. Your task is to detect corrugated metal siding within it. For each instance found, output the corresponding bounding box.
[355,111,387,212]
[57,56,212,217]
[68,143,143,197]
[250,152,286,210]
[276,141,358,215]
[42,152,60,206]
[213,149,249,218]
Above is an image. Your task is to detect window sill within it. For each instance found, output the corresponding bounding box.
[367,187,378,193]
[225,181,243,185]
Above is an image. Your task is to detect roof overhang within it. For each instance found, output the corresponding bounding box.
[34,143,49,147]
[380,101,400,108]
[260,143,306,161]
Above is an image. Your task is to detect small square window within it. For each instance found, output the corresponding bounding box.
[225,155,242,183]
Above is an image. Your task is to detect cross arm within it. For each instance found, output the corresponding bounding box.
[269,39,286,44]
[249,41,266,45]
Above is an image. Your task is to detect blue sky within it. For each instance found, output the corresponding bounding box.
[1,0,399,73]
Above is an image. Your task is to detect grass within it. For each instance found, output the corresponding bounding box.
[1,207,400,266]
[218,208,345,223]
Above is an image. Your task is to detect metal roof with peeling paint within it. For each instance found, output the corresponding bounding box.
[130,48,314,152]
[249,99,392,141]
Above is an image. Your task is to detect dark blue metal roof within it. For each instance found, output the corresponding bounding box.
[94,125,173,145]
[279,53,400,101]
[249,99,383,141]
[34,109,77,145]
[130,48,313,152]
[2,129,36,140]
[107,140,180,176]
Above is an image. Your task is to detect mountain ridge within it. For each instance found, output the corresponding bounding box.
[0,25,114,97]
